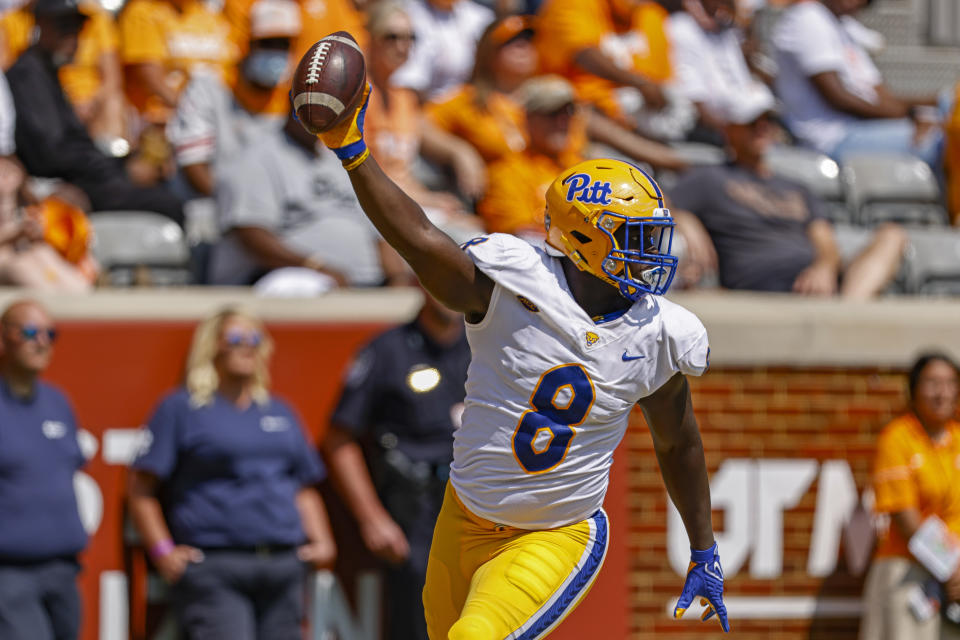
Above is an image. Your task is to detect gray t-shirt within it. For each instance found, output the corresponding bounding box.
[166,75,283,170]
[669,164,825,292]
[210,131,382,286]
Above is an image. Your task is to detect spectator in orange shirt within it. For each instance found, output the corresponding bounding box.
[424,16,536,176]
[863,353,960,640]
[1,1,126,149]
[534,0,695,141]
[363,1,479,235]
[477,75,582,237]
[426,15,685,200]
[118,0,239,119]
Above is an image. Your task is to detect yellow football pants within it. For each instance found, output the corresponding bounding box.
[422,484,609,640]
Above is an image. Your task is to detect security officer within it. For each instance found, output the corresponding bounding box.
[0,299,88,640]
[323,289,470,640]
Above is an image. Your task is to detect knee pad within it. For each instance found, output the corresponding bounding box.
[448,614,498,640]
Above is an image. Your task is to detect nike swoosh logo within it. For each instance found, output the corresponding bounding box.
[622,351,645,361]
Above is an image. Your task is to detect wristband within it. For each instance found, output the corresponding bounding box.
[690,541,718,563]
[341,147,370,172]
[148,538,175,560]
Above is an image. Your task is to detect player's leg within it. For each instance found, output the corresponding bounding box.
[449,509,609,640]
[423,484,485,639]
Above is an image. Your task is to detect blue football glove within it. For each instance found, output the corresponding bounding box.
[673,541,730,632]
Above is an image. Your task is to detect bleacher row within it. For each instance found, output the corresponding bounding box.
[85,142,960,294]
[663,143,960,295]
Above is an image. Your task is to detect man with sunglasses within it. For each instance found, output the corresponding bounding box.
[303,59,729,635]
[669,89,907,299]
[0,299,87,640]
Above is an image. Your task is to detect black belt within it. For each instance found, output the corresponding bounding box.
[0,554,78,567]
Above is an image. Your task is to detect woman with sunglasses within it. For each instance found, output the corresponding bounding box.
[128,308,335,639]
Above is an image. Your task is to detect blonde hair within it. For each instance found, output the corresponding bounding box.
[185,307,274,408]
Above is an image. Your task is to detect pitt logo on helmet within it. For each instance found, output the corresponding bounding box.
[563,173,613,206]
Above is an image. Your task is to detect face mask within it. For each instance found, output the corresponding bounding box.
[242,50,291,88]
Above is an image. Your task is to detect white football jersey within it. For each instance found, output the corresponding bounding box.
[451,233,709,529]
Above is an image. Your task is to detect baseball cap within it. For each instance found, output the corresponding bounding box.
[518,75,576,114]
[33,0,83,16]
[249,0,301,40]
[718,84,776,125]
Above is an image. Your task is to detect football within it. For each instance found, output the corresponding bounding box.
[291,31,367,135]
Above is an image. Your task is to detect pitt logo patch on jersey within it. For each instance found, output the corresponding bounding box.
[516,295,540,312]
[563,173,612,205]
[585,331,600,347]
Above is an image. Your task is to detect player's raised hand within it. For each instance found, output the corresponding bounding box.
[673,541,730,632]
[316,83,372,169]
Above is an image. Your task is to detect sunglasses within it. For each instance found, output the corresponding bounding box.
[14,325,58,343]
[381,32,417,43]
[223,329,262,348]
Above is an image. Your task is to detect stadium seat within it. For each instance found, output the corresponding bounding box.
[901,226,960,295]
[89,211,192,286]
[841,152,949,226]
[765,145,851,223]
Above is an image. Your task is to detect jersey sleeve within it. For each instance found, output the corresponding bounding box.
[131,391,183,479]
[660,300,710,378]
[462,233,543,279]
[872,424,918,514]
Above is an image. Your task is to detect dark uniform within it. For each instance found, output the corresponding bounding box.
[331,320,470,640]
[0,379,87,640]
[132,389,325,640]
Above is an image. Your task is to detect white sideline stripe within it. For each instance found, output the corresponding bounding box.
[293,92,346,115]
[665,596,863,619]
[100,571,128,640]
[322,34,362,52]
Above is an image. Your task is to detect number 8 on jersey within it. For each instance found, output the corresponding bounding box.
[512,364,596,473]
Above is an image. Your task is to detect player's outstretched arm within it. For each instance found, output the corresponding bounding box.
[638,373,729,632]
[312,87,493,319]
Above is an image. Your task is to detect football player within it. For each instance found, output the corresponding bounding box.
[309,84,729,638]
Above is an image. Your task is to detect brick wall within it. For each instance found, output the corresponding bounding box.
[626,367,911,639]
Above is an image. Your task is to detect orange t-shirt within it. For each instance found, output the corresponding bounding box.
[426,84,589,170]
[119,0,239,114]
[426,86,527,164]
[223,0,367,62]
[872,414,960,558]
[365,84,420,184]
[535,0,672,120]
[1,5,118,105]
[477,146,584,235]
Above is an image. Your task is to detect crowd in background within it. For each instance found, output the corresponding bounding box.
[0,0,958,296]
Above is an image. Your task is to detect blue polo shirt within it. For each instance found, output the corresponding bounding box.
[132,389,324,549]
[0,380,87,561]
